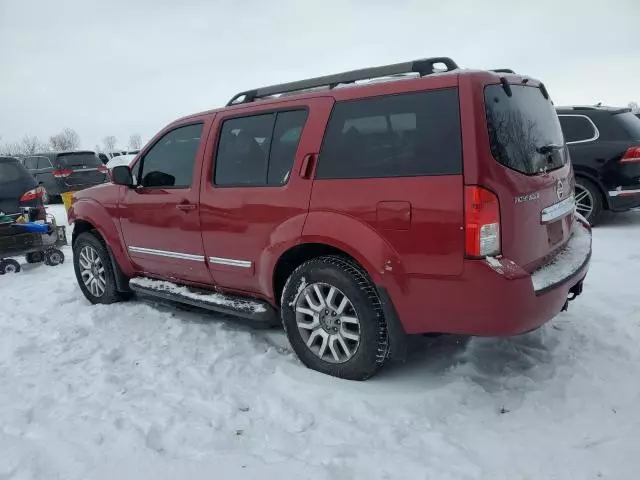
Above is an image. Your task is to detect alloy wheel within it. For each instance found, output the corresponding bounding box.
[79,245,106,297]
[574,184,594,219]
[294,282,361,363]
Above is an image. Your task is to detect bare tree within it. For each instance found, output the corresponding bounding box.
[128,134,142,150]
[629,101,639,114]
[103,136,117,152]
[0,135,45,157]
[0,142,23,157]
[50,128,80,151]
[21,135,47,155]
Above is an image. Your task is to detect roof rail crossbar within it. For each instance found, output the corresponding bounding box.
[226,56,459,106]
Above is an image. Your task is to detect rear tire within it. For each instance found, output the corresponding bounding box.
[575,177,603,226]
[73,232,128,304]
[44,248,65,266]
[281,255,389,381]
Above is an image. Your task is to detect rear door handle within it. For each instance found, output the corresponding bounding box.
[176,203,197,212]
[299,153,317,179]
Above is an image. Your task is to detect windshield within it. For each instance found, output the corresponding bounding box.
[484,84,567,175]
[57,152,102,168]
[614,112,640,139]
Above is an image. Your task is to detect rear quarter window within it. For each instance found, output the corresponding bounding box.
[317,88,462,179]
[558,115,598,143]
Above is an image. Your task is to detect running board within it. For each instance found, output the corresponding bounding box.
[129,277,278,323]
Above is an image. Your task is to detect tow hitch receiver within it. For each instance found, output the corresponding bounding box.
[561,280,584,312]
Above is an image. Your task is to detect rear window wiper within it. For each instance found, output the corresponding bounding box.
[536,144,563,155]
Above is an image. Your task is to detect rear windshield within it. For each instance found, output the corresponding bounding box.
[614,112,640,139]
[485,84,567,175]
[57,152,101,168]
[0,160,34,185]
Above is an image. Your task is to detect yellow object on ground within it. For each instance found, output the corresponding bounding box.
[61,192,74,213]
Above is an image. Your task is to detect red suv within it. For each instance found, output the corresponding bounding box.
[68,57,592,380]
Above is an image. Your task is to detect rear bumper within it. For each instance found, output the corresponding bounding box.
[608,187,640,211]
[389,215,592,336]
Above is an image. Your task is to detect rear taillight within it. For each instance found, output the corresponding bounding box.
[20,186,45,202]
[465,186,501,258]
[53,168,73,178]
[620,146,640,164]
[97,165,108,173]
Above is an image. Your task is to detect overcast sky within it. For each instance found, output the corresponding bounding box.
[1,0,639,150]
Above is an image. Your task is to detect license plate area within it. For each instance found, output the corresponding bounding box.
[547,220,563,246]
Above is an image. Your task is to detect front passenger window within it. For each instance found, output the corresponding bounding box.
[139,123,203,188]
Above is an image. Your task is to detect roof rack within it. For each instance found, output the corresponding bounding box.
[226,57,459,106]
[491,68,516,74]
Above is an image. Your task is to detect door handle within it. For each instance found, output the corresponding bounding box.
[176,203,197,212]
[299,153,316,179]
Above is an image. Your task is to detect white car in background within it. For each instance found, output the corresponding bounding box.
[106,154,136,170]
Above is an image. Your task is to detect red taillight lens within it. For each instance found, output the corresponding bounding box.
[20,186,45,202]
[53,168,73,178]
[620,146,640,164]
[97,165,108,173]
[465,186,501,258]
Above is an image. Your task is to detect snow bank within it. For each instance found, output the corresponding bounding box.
[1,205,640,479]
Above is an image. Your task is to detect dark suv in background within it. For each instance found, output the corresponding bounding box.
[556,106,640,225]
[22,151,108,203]
[0,156,45,217]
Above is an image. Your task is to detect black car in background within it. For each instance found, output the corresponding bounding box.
[22,151,108,203]
[0,156,45,216]
[556,106,640,225]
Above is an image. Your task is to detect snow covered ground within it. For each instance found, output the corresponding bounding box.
[1,205,639,479]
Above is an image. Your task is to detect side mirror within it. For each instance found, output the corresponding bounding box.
[111,165,134,187]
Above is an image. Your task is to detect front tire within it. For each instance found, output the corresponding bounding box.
[73,232,128,304]
[0,259,21,275]
[281,256,389,381]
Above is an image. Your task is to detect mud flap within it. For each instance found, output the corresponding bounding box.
[377,286,409,362]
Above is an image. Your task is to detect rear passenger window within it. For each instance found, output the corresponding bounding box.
[139,123,203,188]
[558,115,597,143]
[269,110,308,185]
[214,110,308,187]
[317,89,462,179]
